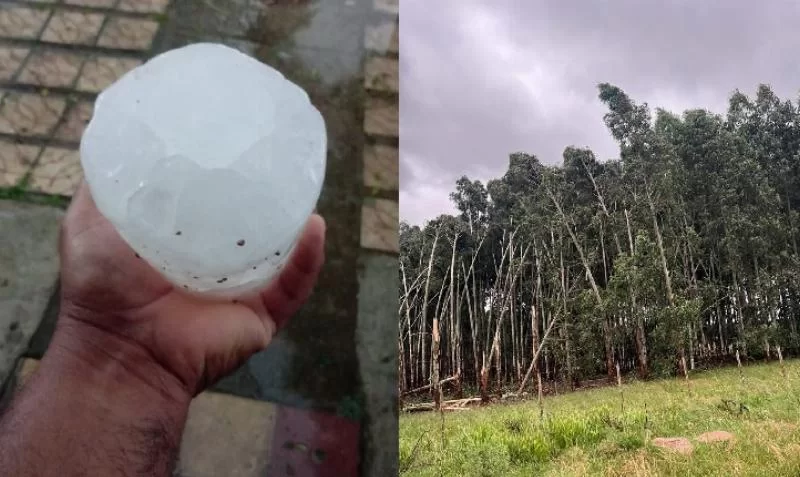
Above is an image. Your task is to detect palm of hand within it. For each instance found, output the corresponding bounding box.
[58,183,325,395]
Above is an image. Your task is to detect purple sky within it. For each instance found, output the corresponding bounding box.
[400,0,800,225]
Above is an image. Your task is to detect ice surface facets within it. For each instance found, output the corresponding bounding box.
[80,43,327,298]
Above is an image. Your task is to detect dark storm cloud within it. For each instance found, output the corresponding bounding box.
[400,0,800,224]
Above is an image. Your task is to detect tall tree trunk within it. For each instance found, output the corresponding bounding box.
[559,246,573,387]
[479,231,514,400]
[448,232,459,397]
[530,243,542,392]
[518,296,562,394]
[495,333,503,390]
[463,262,480,393]
[625,208,648,378]
[430,276,447,379]
[600,225,609,284]
[400,261,413,390]
[455,270,464,398]
[732,271,746,355]
[647,191,675,306]
[430,273,448,407]
[418,301,425,389]
[563,318,573,390]
[483,240,530,401]
[646,189,686,378]
[509,281,522,382]
[400,260,414,388]
[422,229,440,409]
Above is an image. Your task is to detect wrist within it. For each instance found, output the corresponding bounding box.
[0,313,191,477]
[44,309,193,416]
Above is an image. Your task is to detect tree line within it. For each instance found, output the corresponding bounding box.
[399,83,800,408]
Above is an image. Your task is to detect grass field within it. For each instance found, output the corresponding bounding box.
[399,361,800,476]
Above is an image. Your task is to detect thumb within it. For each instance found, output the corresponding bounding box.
[147,297,273,395]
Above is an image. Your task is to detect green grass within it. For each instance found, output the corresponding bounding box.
[400,361,800,476]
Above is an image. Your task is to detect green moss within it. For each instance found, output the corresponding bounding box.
[336,394,363,421]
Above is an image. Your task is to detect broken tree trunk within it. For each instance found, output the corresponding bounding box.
[422,228,441,410]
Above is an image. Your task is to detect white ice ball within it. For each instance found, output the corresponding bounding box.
[80,43,326,299]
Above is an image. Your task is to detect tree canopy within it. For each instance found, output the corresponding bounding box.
[399,84,800,404]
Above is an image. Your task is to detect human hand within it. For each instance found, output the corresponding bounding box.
[51,181,326,402]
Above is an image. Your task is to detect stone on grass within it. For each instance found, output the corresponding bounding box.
[652,437,693,455]
[81,43,326,299]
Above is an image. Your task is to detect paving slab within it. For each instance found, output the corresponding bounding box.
[28,147,83,196]
[0,141,40,187]
[0,46,29,81]
[363,143,398,191]
[364,56,398,93]
[178,391,278,477]
[363,95,398,138]
[0,92,67,137]
[356,252,399,476]
[0,200,62,388]
[364,21,397,55]
[361,197,399,253]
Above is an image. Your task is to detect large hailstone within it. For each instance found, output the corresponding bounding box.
[80,43,326,299]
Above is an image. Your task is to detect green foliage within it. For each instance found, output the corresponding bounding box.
[546,412,606,449]
[613,431,644,451]
[504,431,552,464]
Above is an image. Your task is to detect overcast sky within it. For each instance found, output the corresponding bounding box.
[400,0,800,225]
